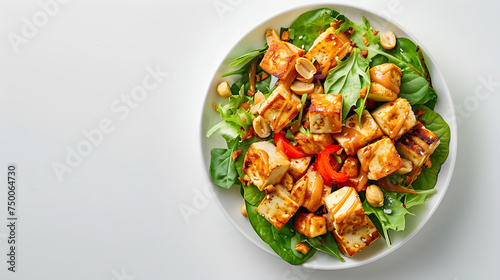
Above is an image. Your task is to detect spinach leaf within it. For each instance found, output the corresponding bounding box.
[289,8,341,51]
[410,105,451,190]
[209,147,238,189]
[306,234,345,262]
[243,184,265,206]
[245,201,316,265]
[363,190,413,248]
[324,48,371,121]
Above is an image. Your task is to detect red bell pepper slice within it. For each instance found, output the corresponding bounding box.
[274,132,308,159]
[315,145,348,184]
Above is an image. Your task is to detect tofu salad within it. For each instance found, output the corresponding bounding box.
[206,8,450,265]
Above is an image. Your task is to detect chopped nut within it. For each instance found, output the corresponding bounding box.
[362,37,370,46]
[415,108,425,117]
[360,49,368,58]
[281,30,290,41]
[217,81,232,98]
[240,203,247,217]
[212,103,218,112]
[247,90,255,97]
[295,242,310,255]
[256,74,261,83]
[232,149,242,161]
[261,72,269,80]
[372,30,379,36]
[380,30,396,50]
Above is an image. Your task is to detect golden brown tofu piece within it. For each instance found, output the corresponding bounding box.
[294,131,334,155]
[396,122,440,169]
[309,94,343,133]
[305,26,352,78]
[288,156,312,180]
[260,37,304,80]
[357,137,404,180]
[242,142,290,191]
[256,184,299,230]
[333,110,384,155]
[258,85,302,132]
[325,187,380,257]
[340,156,360,178]
[371,98,417,139]
[294,212,328,238]
[368,63,403,102]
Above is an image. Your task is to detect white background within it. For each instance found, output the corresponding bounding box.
[0,0,499,279]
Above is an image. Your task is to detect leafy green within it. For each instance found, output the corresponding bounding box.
[209,142,238,189]
[363,190,413,248]
[289,8,341,51]
[222,46,268,77]
[404,188,437,209]
[324,48,371,121]
[410,105,451,190]
[306,234,345,262]
[206,86,253,141]
[245,201,316,265]
[242,184,265,206]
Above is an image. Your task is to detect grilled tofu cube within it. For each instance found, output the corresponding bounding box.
[260,38,304,80]
[372,98,417,139]
[333,110,384,155]
[294,212,328,238]
[340,156,360,178]
[290,166,326,212]
[325,187,380,257]
[357,137,404,180]
[305,26,352,78]
[396,122,440,168]
[368,63,403,102]
[294,131,334,155]
[289,156,312,180]
[258,86,302,132]
[242,142,290,191]
[256,184,299,230]
[309,94,343,133]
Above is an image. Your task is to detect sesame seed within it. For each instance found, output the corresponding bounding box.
[354,244,359,248]
[299,35,303,39]
[384,209,392,214]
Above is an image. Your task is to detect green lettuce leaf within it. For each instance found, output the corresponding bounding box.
[324,48,371,121]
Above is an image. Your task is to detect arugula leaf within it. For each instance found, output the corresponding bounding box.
[410,105,451,190]
[363,190,413,248]
[289,8,341,51]
[222,46,268,77]
[245,201,316,265]
[324,48,371,121]
[404,188,437,209]
[306,234,345,262]
[209,146,238,189]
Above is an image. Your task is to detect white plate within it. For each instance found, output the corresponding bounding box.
[200,3,457,270]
